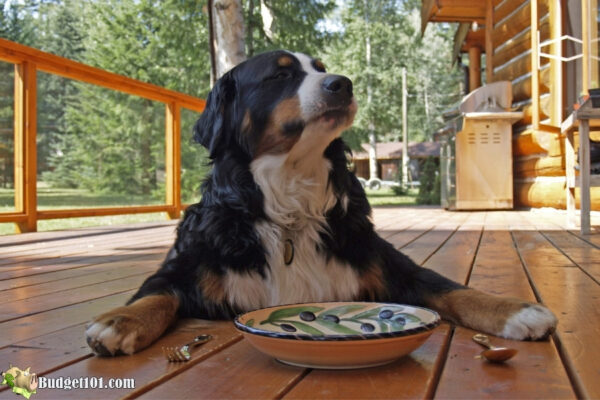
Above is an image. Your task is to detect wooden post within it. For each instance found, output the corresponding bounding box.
[531,0,540,129]
[485,0,493,83]
[582,0,590,94]
[468,46,482,91]
[579,119,591,234]
[549,0,562,126]
[165,102,181,220]
[14,62,37,233]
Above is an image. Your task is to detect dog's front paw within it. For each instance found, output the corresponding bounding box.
[86,294,179,356]
[500,303,557,340]
[85,308,146,356]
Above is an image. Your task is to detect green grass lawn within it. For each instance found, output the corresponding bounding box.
[0,186,418,236]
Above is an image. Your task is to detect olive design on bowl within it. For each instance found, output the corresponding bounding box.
[322,315,340,323]
[280,323,297,332]
[299,311,316,322]
[360,323,375,333]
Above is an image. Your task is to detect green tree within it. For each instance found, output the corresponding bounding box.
[0,0,38,190]
[36,0,86,177]
[324,0,462,150]
[245,0,336,57]
[416,157,440,205]
[43,0,212,199]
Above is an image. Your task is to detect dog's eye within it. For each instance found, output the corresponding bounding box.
[269,70,292,80]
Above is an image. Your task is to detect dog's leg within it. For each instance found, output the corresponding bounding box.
[372,240,557,340]
[86,293,179,356]
[423,284,557,340]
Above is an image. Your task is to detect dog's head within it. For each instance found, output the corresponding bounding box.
[194,50,357,162]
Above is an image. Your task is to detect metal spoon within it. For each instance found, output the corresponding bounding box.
[472,333,518,363]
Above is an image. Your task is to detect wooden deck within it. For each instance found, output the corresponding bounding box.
[0,207,599,399]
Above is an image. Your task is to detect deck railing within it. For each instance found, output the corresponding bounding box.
[0,38,206,233]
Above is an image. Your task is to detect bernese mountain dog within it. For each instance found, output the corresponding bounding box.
[85,50,557,356]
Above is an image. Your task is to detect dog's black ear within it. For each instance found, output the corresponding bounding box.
[193,71,239,159]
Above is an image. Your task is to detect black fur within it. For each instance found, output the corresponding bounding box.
[129,50,465,320]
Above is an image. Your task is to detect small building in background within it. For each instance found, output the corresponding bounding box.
[351,142,440,182]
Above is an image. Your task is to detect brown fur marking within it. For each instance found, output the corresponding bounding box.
[313,59,326,71]
[277,55,294,67]
[255,96,303,156]
[200,271,226,303]
[90,294,179,354]
[426,288,527,334]
[357,264,387,301]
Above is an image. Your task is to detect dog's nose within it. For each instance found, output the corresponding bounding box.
[322,75,353,97]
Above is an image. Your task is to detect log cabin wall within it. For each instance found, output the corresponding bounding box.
[495,0,600,210]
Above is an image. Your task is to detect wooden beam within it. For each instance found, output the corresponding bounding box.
[453,23,471,61]
[0,38,206,113]
[468,46,482,91]
[421,0,436,34]
[485,0,493,83]
[492,1,549,49]
[582,0,590,93]
[165,103,182,220]
[494,0,528,25]
[494,20,550,68]
[493,53,549,82]
[548,0,562,126]
[14,62,37,233]
[530,0,540,129]
[37,205,175,220]
[0,213,27,223]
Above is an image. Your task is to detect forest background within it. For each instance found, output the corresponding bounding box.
[0,0,461,213]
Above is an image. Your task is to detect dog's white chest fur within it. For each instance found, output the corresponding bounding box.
[222,154,359,311]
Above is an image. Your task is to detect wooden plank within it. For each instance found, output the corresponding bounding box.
[400,212,469,265]
[0,239,169,281]
[513,230,600,399]
[23,320,242,399]
[492,1,548,49]
[0,262,157,304]
[0,290,136,348]
[386,212,455,249]
[0,224,173,259]
[0,272,151,322]
[0,220,176,247]
[0,38,206,113]
[493,52,549,83]
[138,339,304,400]
[540,230,600,282]
[514,180,600,210]
[424,212,485,283]
[0,323,94,395]
[514,154,564,178]
[493,0,527,26]
[377,209,446,239]
[434,229,575,399]
[0,252,163,292]
[282,325,452,400]
[0,232,171,274]
[494,21,549,69]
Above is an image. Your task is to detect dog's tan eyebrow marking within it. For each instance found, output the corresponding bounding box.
[277,56,294,67]
[312,59,326,72]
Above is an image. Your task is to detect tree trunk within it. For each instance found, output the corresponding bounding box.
[208,0,247,84]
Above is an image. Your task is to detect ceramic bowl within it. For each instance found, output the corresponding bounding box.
[234,302,440,369]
